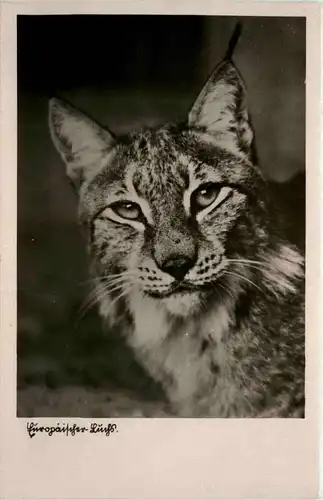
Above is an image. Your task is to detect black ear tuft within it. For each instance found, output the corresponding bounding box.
[224,23,243,61]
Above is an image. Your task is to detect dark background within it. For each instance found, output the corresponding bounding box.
[17,16,305,416]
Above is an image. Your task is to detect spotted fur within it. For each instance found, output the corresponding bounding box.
[49,59,305,417]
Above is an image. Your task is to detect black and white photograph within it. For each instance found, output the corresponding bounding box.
[17,15,306,418]
[1,2,321,499]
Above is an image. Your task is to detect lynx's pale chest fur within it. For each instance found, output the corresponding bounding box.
[49,48,305,417]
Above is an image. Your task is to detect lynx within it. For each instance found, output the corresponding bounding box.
[48,45,305,417]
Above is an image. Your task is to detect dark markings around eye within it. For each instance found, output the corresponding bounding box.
[191,183,234,216]
[209,188,233,212]
[194,183,221,210]
[109,201,142,220]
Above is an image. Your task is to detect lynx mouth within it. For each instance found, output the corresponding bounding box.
[144,281,210,299]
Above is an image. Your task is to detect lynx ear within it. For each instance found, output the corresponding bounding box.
[49,98,115,187]
[188,60,253,156]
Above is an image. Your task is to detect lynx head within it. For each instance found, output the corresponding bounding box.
[49,60,273,319]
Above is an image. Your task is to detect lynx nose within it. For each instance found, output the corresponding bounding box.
[161,255,195,281]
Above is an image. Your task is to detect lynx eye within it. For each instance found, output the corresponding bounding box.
[192,183,221,210]
[110,201,142,220]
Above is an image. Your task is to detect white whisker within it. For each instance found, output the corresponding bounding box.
[77,280,133,321]
[226,258,274,270]
[77,271,138,288]
[215,281,236,301]
[100,286,133,317]
[222,270,263,293]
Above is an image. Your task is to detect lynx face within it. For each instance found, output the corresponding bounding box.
[49,61,268,317]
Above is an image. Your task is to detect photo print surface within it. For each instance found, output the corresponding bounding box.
[17,15,305,418]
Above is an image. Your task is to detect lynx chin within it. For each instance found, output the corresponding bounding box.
[48,54,305,417]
